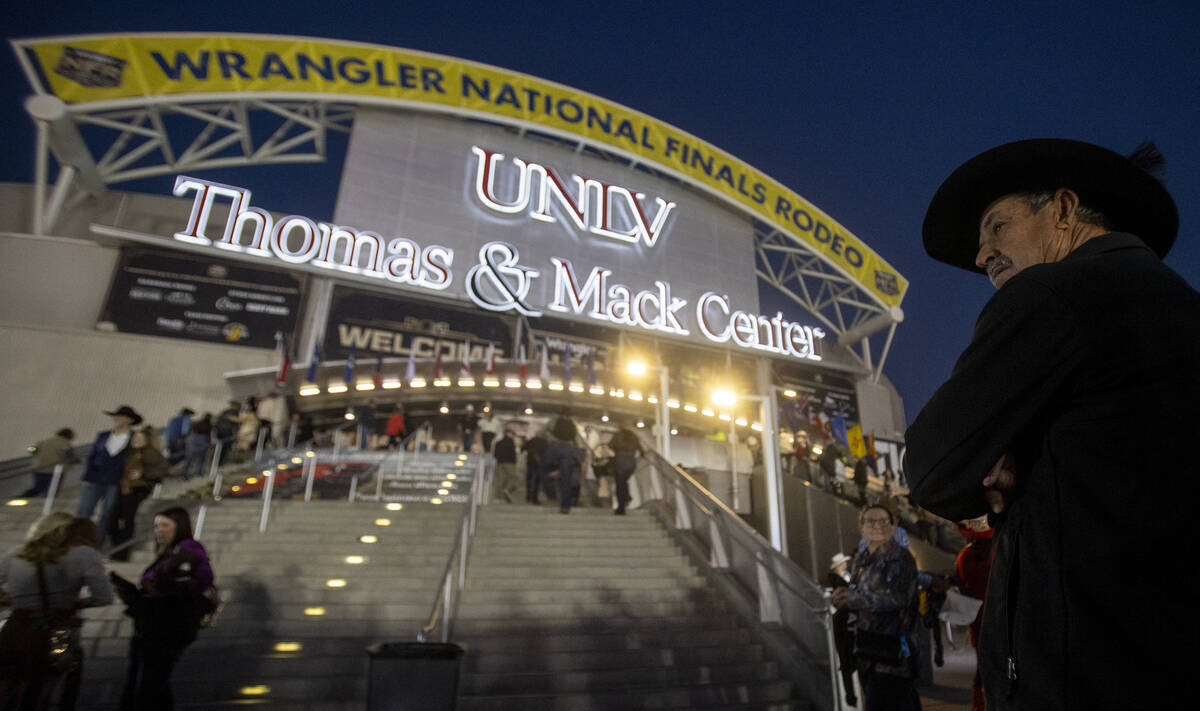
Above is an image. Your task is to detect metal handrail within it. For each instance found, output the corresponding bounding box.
[640,449,840,711]
[418,455,491,643]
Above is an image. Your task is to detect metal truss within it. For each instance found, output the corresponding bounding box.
[26,96,355,233]
[755,221,900,381]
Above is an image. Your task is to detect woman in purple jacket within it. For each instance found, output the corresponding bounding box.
[115,506,213,710]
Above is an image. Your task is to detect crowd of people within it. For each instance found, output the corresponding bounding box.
[0,507,215,710]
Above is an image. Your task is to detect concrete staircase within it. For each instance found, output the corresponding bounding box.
[3,494,465,710]
[454,505,806,710]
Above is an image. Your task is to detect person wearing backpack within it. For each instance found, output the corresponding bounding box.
[542,413,581,513]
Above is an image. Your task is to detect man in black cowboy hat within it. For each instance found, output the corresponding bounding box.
[905,140,1199,709]
[76,404,143,545]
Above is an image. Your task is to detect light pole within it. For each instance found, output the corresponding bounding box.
[626,360,670,463]
[713,388,786,554]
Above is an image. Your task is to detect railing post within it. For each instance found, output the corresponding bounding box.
[756,551,782,624]
[208,440,223,481]
[42,464,64,516]
[348,474,358,503]
[824,589,843,711]
[259,460,277,533]
[709,518,730,569]
[211,467,224,498]
[441,571,452,644]
[673,488,693,530]
[194,503,208,538]
[254,427,267,461]
[304,453,316,502]
[458,517,468,591]
[286,420,297,449]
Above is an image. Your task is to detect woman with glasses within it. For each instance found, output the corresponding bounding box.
[832,503,921,711]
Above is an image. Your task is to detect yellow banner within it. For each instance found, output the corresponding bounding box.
[15,34,907,306]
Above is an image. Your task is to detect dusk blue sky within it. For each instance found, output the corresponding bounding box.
[5,1,1198,423]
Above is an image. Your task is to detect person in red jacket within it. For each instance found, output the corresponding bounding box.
[385,405,407,449]
[955,516,994,711]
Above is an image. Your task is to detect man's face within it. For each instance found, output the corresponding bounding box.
[975,194,1060,289]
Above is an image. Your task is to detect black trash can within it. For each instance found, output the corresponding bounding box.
[366,642,464,710]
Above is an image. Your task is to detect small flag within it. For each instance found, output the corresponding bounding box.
[404,343,416,383]
[344,343,356,385]
[306,341,322,383]
[434,345,443,379]
[485,342,496,375]
[274,332,291,388]
[586,349,595,386]
[373,353,383,389]
[539,343,550,382]
[564,343,572,383]
[460,338,471,376]
[847,424,867,458]
[518,344,527,382]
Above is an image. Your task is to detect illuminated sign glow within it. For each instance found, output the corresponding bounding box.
[166,175,825,362]
[172,176,453,291]
[471,146,676,248]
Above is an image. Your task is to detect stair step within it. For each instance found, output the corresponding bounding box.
[461,660,779,694]
[457,679,796,710]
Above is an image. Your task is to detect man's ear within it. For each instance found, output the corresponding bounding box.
[1053,188,1081,228]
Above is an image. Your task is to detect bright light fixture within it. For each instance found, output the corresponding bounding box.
[626,361,647,376]
[504,378,522,388]
[458,378,475,387]
[382,380,401,389]
[359,535,378,544]
[355,381,374,391]
[328,384,348,394]
[298,385,320,397]
[590,385,606,395]
[409,378,427,388]
[246,477,259,485]
[446,473,457,480]
[430,497,443,505]
[240,685,271,696]
[6,499,28,507]
[569,383,585,393]
[437,488,449,495]
[783,389,798,398]
[683,403,698,413]
[374,518,391,526]
[303,607,325,616]
[711,390,737,407]
[326,579,347,588]
[548,381,564,391]
[344,556,364,565]
[483,377,500,387]
[274,642,302,652]
[385,502,403,511]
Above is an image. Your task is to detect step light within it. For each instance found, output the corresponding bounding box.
[344,556,365,565]
[305,451,315,458]
[600,413,609,422]
[524,405,533,415]
[446,473,457,480]
[273,642,302,653]
[277,463,288,470]
[636,420,645,429]
[385,502,403,511]
[291,457,303,464]
[374,518,391,526]
[245,477,258,485]
[359,535,378,544]
[440,481,452,488]
[430,497,444,505]
[230,486,241,493]
[457,454,468,460]
[454,460,464,467]
[437,489,450,496]
[240,685,271,696]
[6,499,28,507]
[326,579,347,588]
[303,607,325,616]
[439,403,450,414]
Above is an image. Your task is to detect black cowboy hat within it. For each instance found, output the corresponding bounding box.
[103,405,143,425]
[922,139,1178,273]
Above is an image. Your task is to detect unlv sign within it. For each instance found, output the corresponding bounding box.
[470,146,676,248]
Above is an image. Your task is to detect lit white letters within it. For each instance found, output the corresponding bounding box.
[470,146,676,248]
[171,175,453,291]
[549,258,688,336]
[695,291,823,361]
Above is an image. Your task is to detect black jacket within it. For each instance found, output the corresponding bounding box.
[905,234,1199,710]
[493,436,517,464]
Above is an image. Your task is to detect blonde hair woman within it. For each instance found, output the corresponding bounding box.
[0,513,113,709]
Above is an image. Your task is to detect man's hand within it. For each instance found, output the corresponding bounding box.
[982,454,1017,514]
[831,586,849,608]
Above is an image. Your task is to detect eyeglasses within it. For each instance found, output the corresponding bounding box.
[861,517,892,527]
